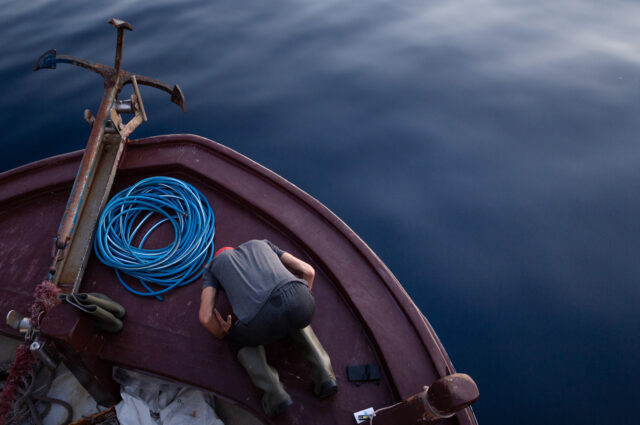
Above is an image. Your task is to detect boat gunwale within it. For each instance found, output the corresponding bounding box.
[0,134,477,425]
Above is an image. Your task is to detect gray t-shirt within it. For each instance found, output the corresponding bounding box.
[202,239,307,323]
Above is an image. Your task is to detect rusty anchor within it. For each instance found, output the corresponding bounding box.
[34,18,185,293]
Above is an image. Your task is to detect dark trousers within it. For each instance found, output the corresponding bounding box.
[228,281,315,354]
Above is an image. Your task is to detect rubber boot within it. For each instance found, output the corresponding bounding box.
[290,326,338,398]
[237,346,293,417]
[75,293,126,319]
[59,294,123,333]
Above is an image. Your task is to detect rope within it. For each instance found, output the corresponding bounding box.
[0,280,61,425]
[8,362,73,425]
[94,176,215,300]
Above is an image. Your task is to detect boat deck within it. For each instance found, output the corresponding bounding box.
[0,135,473,425]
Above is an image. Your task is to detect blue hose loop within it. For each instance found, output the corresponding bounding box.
[94,176,215,300]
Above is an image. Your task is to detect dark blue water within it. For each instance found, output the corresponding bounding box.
[2,1,639,423]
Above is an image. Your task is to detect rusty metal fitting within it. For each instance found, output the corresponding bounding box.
[30,338,58,370]
[6,310,32,334]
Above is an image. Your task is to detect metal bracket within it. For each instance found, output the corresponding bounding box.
[109,76,148,138]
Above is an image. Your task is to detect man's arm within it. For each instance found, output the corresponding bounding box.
[199,286,232,339]
[280,252,315,290]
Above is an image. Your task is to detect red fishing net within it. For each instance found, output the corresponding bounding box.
[0,280,59,425]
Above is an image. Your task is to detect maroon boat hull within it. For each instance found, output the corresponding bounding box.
[0,134,477,425]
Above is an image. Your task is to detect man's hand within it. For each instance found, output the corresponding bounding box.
[214,309,233,335]
[199,286,233,339]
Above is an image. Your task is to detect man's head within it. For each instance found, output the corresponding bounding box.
[214,246,234,257]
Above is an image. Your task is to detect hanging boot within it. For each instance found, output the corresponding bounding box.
[59,294,123,333]
[290,326,338,398]
[75,293,126,319]
[237,345,293,417]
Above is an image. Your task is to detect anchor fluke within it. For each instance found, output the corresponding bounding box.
[33,49,57,71]
[171,85,186,112]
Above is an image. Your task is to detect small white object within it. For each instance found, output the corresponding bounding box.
[116,393,157,425]
[353,407,375,424]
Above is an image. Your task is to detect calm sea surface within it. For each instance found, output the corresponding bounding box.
[2,1,640,423]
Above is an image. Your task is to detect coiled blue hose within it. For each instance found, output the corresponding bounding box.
[94,176,215,300]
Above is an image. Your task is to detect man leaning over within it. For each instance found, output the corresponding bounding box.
[198,239,337,417]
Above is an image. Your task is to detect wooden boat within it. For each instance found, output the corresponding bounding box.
[0,19,478,425]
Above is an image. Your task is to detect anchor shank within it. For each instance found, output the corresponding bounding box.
[114,29,125,72]
[109,18,132,72]
[50,80,126,292]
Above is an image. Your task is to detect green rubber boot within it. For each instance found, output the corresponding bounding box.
[290,326,338,398]
[75,293,126,319]
[237,345,292,417]
[60,294,123,333]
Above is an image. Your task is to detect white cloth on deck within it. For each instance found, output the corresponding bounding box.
[113,367,224,425]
